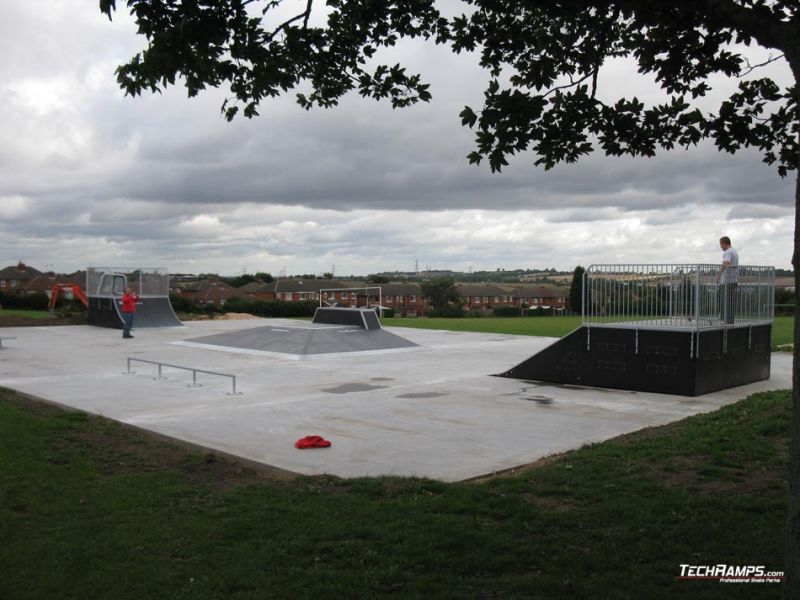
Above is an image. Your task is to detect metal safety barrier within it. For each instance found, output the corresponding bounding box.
[583,264,774,331]
[126,357,241,394]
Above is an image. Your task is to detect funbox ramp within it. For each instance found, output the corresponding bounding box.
[87,296,182,329]
[312,307,381,330]
[496,324,771,396]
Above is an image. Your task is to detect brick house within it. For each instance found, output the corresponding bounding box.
[513,286,569,312]
[237,280,276,301]
[172,278,243,307]
[456,284,515,312]
[23,272,85,300]
[379,282,427,317]
[0,262,43,293]
[273,278,350,303]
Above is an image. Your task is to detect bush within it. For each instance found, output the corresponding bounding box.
[0,291,50,310]
[428,304,465,318]
[169,293,200,313]
[222,298,318,318]
[379,307,395,318]
[493,306,521,317]
[526,307,551,317]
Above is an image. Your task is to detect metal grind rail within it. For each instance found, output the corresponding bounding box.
[126,357,241,394]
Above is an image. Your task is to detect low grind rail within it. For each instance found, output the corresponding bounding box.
[126,357,240,394]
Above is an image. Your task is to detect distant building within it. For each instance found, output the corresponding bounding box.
[0,262,43,292]
[455,284,513,312]
[379,282,427,317]
[513,286,569,312]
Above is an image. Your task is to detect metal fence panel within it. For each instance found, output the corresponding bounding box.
[583,264,774,330]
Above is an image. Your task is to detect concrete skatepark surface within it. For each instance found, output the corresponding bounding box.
[0,318,791,481]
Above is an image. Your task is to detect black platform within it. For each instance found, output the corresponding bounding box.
[87,296,183,329]
[497,324,771,396]
[313,307,381,330]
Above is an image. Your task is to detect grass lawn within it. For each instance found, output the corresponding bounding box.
[0,387,789,599]
[382,315,583,338]
[384,315,795,349]
[772,316,793,347]
[0,308,51,320]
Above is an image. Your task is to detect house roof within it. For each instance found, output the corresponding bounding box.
[238,281,274,293]
[23,274,85,293]
[0,262,43,282]
[513,286,569,299]
[379,282,422,296]
[455,284,509,297]
[273,279,349,293]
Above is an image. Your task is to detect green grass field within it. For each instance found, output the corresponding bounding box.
[383,315,795,348]
[0,308,51,320]
[0,388,788,599]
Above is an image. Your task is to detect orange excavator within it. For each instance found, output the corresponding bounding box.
[48,283,89,310]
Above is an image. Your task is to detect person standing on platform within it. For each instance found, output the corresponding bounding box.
[121,287,139,339]
[717,236,739,324]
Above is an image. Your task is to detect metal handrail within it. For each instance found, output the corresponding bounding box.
[582,263,775,331]
[126,357,240,394]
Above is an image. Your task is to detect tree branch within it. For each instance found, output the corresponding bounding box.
[267,0,314,41]
[738,53,786,77]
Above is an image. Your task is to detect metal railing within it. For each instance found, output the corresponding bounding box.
[126,357,241,394]
[583,264,774,330]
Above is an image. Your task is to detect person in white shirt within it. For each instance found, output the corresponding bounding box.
[717,236,739,324]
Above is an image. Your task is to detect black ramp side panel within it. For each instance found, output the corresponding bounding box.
[496,327,586,384]
[133,297,183,328]
[87,297,124,328]
[499,324,771,396]
[87,297,182,329]
[313,307,381,329]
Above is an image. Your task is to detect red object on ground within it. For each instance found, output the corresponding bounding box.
[294,435,332,449]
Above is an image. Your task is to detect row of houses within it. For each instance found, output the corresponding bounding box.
[0,263,84,297]
[171,276,570,317]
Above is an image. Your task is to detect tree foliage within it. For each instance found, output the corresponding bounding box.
[101,0,798,176]
[420,276,460,310]
[569,265,585,315]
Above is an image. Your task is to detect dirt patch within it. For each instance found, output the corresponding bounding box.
[641,453,788,496]
[0,314,85,327]
[214,312,261,320]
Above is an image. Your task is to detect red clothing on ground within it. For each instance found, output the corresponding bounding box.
[294,435,332,449]
[121,292,139,313]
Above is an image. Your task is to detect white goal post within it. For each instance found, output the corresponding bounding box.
[319,286,383,315]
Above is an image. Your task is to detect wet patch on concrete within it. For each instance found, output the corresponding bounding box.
[322,383,388,394]
[523,395,554,405]
[370,377,395,382]
[396,392,450,399]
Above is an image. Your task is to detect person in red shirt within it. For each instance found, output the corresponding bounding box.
[120,287,139,339]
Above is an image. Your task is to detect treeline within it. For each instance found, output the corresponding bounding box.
[169,295,320,318]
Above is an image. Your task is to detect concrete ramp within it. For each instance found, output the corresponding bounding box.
[179,322,417,358]
[87,296,183,329]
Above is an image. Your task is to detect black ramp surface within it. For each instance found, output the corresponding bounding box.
[87,297,182,329]
[184,324,417,356]
[313,307,381,329]
[497,324,771,396]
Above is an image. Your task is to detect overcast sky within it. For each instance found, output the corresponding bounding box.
[0,1,795,277]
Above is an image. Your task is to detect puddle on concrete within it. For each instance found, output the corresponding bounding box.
[322,383,388,394]
[396,392,450,399]
[370,377,394,382]
[523,395,554,405]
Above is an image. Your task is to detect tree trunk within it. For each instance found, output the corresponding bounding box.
[789,161,800,599]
